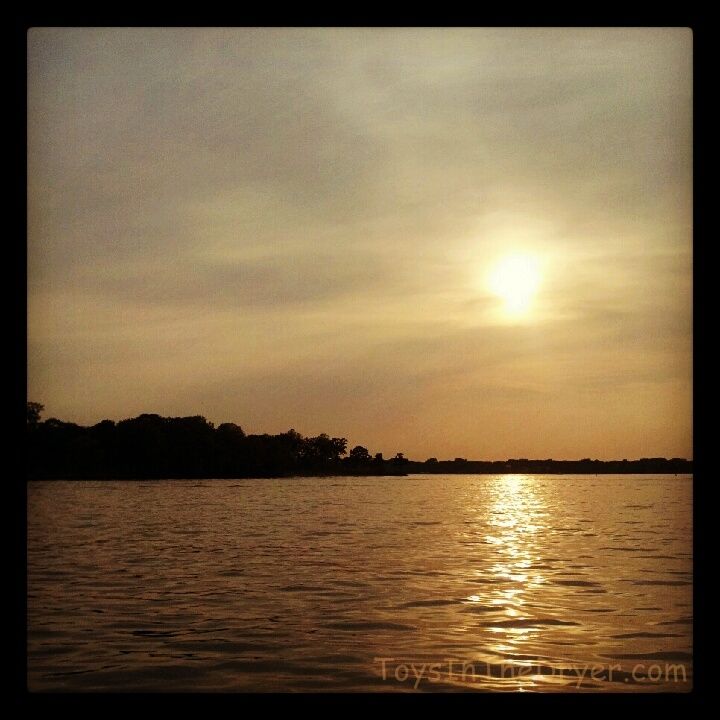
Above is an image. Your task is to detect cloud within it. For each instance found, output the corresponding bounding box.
[27,28,692,458]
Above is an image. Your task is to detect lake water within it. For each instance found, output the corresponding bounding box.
[27,474,692,692]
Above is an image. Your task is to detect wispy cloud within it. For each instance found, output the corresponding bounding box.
[27,28,692,459]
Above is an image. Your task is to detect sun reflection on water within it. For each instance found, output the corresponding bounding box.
[482,475,549,659]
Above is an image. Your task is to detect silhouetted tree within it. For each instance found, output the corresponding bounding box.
[349,445,372,464]
[24,408,693,480]
[27,402,44,427]
[215,422,248,476]
[300,434,347,469]
[217,422,245,438]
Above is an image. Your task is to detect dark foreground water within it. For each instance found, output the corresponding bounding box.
[27,474,692,692]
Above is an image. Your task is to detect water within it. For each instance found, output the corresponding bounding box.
[27,474,692,692]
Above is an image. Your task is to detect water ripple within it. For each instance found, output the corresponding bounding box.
[28,474,693,692]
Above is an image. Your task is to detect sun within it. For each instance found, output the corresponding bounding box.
[487,252,541,316]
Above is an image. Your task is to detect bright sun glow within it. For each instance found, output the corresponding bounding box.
[487,252,542,316]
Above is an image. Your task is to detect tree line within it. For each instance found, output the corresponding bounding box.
[26,403,402,479]
[26,403,692,480]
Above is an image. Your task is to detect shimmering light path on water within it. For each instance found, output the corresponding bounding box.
[28,474,692,692]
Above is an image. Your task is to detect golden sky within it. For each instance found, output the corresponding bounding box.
[27,28,692,460]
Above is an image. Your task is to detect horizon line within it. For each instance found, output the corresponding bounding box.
[26,404,693,465]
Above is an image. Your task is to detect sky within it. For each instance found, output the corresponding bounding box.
[27,27,692,461]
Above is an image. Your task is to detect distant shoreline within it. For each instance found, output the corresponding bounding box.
[26,405,692,481]
[28,465,693,481]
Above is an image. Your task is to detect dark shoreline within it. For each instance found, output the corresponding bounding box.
[29,464,693,482]
[26,406,692,481]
